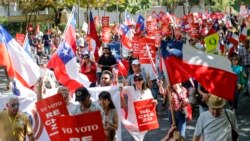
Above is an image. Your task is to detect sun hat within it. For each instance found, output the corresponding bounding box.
[206,95,226,109]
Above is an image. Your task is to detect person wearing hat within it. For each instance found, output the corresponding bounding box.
[80,54,97,87]
[120,73,156,141]
[72,87,103,115]
[193,95,238,141]
[124,59,147,86]
[97,44,117,72]
[127,49,138,75]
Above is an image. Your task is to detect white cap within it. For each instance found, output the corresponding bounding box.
[132,59,140,65]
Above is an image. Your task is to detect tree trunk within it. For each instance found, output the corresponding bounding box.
[199,0,205,13]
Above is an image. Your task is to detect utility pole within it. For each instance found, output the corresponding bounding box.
[78,0,80,31]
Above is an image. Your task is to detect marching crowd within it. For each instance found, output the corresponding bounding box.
[1,12,249,141]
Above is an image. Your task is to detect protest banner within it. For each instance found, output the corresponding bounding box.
[15,33,25,46]
[102,16,109,27]
[134,99,159,132]
[57,111,106,141]
[101,27,111,43]
[36,94,69,141]
[154,29,162,47]
[146,21,156,37]
[132,36,141,57]
[139,37,156,64]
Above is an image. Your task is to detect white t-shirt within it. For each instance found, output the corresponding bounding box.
[194,109,238,141]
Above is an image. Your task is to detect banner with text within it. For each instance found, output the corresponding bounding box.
[134,99,159,132]
[102,16,110,27]
[57,111,106,141]
[36,94,69,141]
[15,33,25,46]
[132,36,141,58]
[139,37,156,64]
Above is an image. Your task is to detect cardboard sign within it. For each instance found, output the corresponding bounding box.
[146,21,156,37]
[134,99,159,131]
[56,111,106,141]
[139,37,156,64]
[15,33,25,46]
[36,94,69,141]
[154,29,162,47]
[102,16,109,27]
[132,36,141,57]
[101,27,111,43]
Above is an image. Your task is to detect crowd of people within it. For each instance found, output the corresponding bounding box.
[1,13,249,141]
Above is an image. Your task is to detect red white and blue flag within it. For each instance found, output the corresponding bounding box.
[161,40,237,100]
[88,11,101,62]
[47,8,90,92]
[0,25,41,88]
[239,19,247,42]
[124,10,132,26]
[135,15,145,36]
[120,24,133,49]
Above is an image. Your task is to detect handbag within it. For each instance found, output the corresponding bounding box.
[224,110,238,141]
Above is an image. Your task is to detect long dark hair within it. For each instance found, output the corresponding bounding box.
[133,81,148,91]
[98,91,115,109]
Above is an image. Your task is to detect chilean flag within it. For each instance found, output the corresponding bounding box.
[88,11,101,62]
[120,24,133,49]
[135,15,145,36]
[239,20,247,42]
[47,8,90,92]
[0,25,41,88]
[161,40,237,101]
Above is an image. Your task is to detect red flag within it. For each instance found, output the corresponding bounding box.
[117,59,128,77]
[88,11,101,62]
[0,37,15,78]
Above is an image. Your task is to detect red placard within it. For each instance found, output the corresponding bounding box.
[101,27,111,43]
[154,29,162,47]
[56,111,106,141]
[15,33,25,46]
[102,16,109,27]
[139,37,156,64]
[146,21,156,37]
[134,99,159,132]
[36,94,69,141]
[132,36,141,57]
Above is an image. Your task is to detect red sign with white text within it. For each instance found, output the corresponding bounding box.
[102,16,109,27]
[154,29,162,47]
[134,99,159,131]
[36,94,69,141]
[146,21,156,37]
[57,111,106,141]
[139,37,156,64]
[132,36,141,57]
[101,27,111,43]
[15,33,25,46]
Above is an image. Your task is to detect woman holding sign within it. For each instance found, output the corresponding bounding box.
[121,73,157,141]
[99,91,118,141]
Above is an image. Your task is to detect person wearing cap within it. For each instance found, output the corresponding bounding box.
[127,49,138,75]
[80,54,97,87]
[120,73,156,141]
[97,45,117,73]
[193,95,238,141]
[72,87,103,115]
[125,59,147,86]
[0,96,35,141]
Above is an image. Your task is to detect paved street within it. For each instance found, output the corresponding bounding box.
[122,94,250,141]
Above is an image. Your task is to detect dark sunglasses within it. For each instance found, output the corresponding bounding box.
[11,103,20,108]
[83,57,89,59]
[134,78,143,82]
